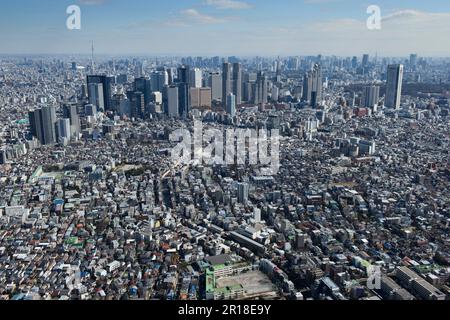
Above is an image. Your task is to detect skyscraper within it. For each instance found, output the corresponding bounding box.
[385,64,404,109]
[363,85,380,108]
[302,64,322,107]
[362,54,370,68]
[302,72,313,103]
[134,77,152,106]
[177,83,190,118]
[253,71,268,105]
[88,82,105,111]
[271,86,279,102]
[237,182,249,204]
[208,72,222,101]
[28,106,57,145]
[177,65,190,84]
[87,75,113,111]
[226,93,236,117]
[222,62,232,105]
[190,87,212,109]
[157,71,169,91]
[311,64,323,107]
[189,68,202,88]
[409,54,418,71]
[56,118,71,145]
[111,91,129,116]
[62,103,80,137]
[127,91,145,119]
[222,62,242,105]
[232,63,242,105]
[166,85,179,118]
[351,56,358,69]
[177,65,191,118]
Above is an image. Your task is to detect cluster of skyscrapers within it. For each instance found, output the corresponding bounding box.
[302,64,323,107]
[28,104,81,146]
[27,57,405,147]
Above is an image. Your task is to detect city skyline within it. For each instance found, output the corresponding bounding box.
[1,0,450,56]
[0,0,449,306]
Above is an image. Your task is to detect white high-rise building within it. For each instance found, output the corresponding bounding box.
[226,93,236,117]
[190,68,202,88]
[208,72,222,101]
[385,64,404,109]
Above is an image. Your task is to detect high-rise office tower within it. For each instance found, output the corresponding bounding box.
[166,85,179,118]
[127,90,145,119]
[362,54,370,68]
[243,81,253,103]
[253,71,268,105]
[158,71,169,91]
[167,68,175,85]
[311,64,323,107]
[385,64,404,109]
[189,68,202,88]
[190,88,212,109]
[351,56,358,69]
[226,93,236,117]
[177,65,191,117]
[56,118,71,145]
[208,72,222,101]
[177,83,189,118]
[222,62,232,105]
[302,71,313,103]
[237,182,249,204]
[40,106,57,146]
[134,77,152,106]
[28,106,57,145]
[87,82,105,111]
[111,91,129,116]
[302,64,322,107]
[62,103,80,137]
[177,65,190,84]
[272,86,279,102]
[222,62,242,105]
[409,54,418,71]
[150,71,159,92]
[87,75,113,111]
[135,62,144,78]
[288,57,299,70]
[232,63,242,105]
[362,85,380,108]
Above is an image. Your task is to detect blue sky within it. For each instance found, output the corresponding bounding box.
[1,0,450,56]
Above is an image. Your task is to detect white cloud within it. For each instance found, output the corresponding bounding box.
[205,0,252,10]
[382,9,450,23]
[165,8,233,26]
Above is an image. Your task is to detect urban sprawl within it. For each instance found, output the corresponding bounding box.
[0,54,449,300]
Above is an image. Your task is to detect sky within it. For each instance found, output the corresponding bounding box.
[1,0,450,57]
